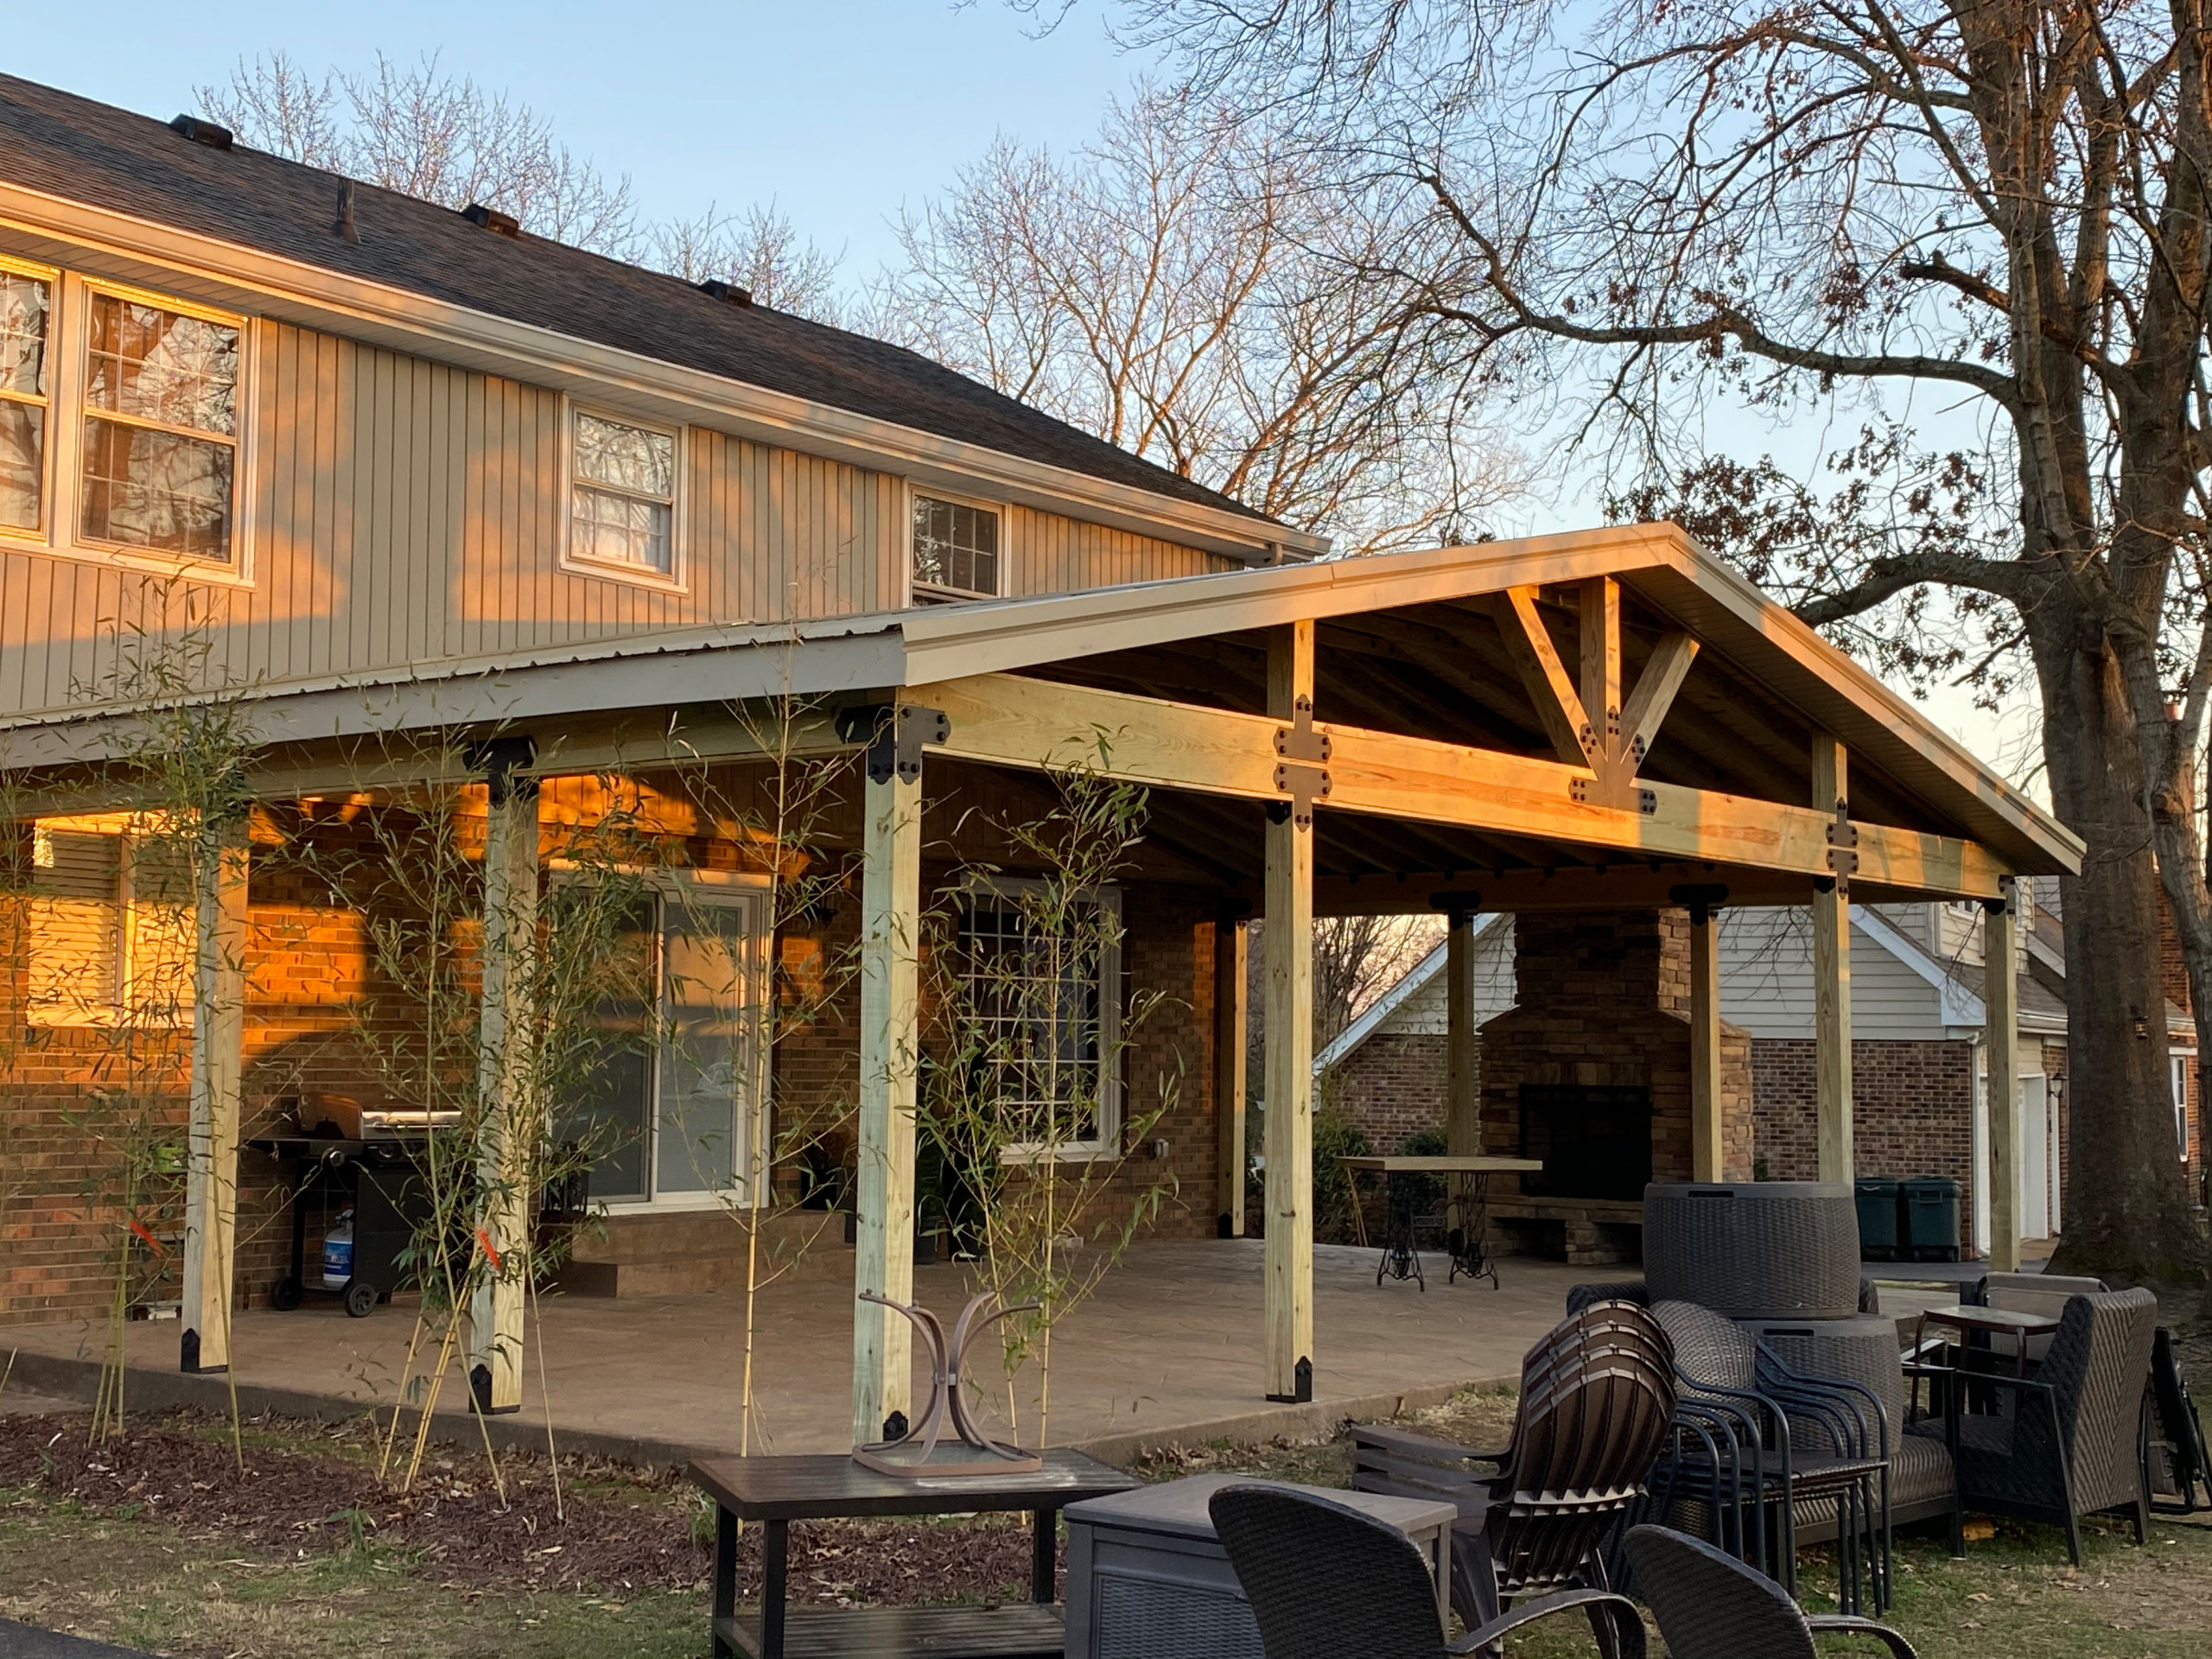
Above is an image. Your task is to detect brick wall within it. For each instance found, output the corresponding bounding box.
[1751,1037,1977,1249]
[3,805,1225,1328]
[1325,1032,1453,1152]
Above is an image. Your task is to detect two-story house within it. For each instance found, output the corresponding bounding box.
[0,73,2082,1442]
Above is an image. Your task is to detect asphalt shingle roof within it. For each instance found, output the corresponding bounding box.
[0,74,1267,524]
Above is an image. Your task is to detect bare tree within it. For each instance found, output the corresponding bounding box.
[1124,0,2212,1282]
[200,52,639,255]
[198,53,846,323]
[868,86,1526,553]
[649,203,845,323]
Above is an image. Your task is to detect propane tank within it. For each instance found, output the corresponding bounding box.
[321,1208,355,1290]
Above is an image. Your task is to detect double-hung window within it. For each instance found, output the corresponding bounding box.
[912,493,1001,601]
[79,289,240,562]
[0,262,52,535]
[569,408,678,577]
[26,817,197,1026]
[955,880,1122,1157]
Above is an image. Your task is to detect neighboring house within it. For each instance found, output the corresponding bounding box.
[1319,884,2203,1259]
[1313,914,1514,1150]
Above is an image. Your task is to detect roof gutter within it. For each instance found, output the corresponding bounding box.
[0,181,1325,566]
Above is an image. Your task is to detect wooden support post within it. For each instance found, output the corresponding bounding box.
[1264,620,1316,1403]
[1812,736,1854,1183]
[470,762,539,1414]
[1214,915,1249,1238]
[1984,878,2021,1270]
[1688,898,1724,1181]
[180,823,249,1375]
[1445,909,1481,1157]
[852,725,924,1446]
[1580,576,1623,762]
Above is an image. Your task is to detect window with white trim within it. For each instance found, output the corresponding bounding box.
[569,409,677,575]
[0,265,52,534]
[912,493,1001,600]
[954,880,1121,1155]
[2174,1052,2194,1163]
[79,289,240,563]
[26,817,197,1025]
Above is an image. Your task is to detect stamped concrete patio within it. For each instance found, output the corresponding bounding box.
[4,1240,1607,1461]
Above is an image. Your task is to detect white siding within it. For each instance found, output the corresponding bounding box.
[1373,923,1517,1038]
[1718,907,1949,1040]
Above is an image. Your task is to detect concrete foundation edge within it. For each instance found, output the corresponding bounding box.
[2,1344,1513,1473]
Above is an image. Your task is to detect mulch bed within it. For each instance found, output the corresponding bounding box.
[0,1409,1038,1604]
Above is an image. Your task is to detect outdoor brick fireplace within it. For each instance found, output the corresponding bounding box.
[1479,909,1753,1262]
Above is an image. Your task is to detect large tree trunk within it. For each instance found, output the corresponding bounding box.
[2039,620,2209,1284]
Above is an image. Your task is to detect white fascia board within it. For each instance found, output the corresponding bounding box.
[0,617,912,767]
[1854,905,1988,1028]
[0,182,1320,566]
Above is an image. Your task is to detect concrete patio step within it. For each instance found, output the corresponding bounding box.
[556,1207,846,1297]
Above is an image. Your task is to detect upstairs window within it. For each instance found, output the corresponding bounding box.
[912,493,1001,600]
[570,409,677,576]
[0,264,50,534]
[79,289,240,563]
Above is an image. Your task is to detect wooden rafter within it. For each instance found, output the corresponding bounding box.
[1618,632,1700,767]
[1494,586,1596,768]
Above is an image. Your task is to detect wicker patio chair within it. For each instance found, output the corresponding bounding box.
[1908,1286,2157,1565]
[1622,1524,1917,1659]
[1348,1299,1674,1657]
[1568,1276,1885,1319]
[2143,1324,2211,1516]
[1208,1483,1648,1659]
[1644,1300,1895,1612]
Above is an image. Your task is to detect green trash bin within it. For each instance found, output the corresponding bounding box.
[1854,1177,1902,1261]
[1902,1174,1961,1262]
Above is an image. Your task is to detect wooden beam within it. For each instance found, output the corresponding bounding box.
[852,729,923,1446]
[179,823,249,1376]
[1494,588,1596,768]
[1618,633,1700,769]
[1215,916,1249,1238]
[1688,899,1725,1182]
[1263,621,1316,1404]
[1580,576,1623,763]
[914,673,2012,899]
[1985,879,2021,1271]
[1812,736,1854,1183]
[1445,910,1481,1157]
[469,770,539,1414]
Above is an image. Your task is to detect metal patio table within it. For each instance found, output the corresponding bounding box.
[689,1448,1140,1659]
[1337,1154,1543,1287]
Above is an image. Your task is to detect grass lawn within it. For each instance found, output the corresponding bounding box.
[0,1384,2208,1656]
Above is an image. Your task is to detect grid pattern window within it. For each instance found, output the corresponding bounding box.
[2174,1054,2192,1162]
[571,410,677,574]
[26,820,196,1025]
[0,268,51,534]
[912,494,1000,598]
[79,290,240,562]
[955,886,1119,1152]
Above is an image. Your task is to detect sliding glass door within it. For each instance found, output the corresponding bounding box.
[560,874,767,1207]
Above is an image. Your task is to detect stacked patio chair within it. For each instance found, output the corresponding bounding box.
[1906,1286,2157,1565]
[1207,1482,1648,1659]
[1641,1300,1897,1614]
[2142,1325,2211,1515]
[1622,1523,1917,1659]
[1347,1299,1674,1657]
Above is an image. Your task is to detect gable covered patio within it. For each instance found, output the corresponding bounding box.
[1,523,2080,1447]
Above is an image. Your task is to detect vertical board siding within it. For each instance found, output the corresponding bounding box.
[0,321,1236,721]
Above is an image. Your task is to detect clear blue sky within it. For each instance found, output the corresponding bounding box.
[4,1,1152,273]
